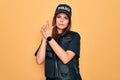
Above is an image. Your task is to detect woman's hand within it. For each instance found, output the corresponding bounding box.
[41,21,53,39]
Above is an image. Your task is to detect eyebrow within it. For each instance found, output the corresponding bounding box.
[57,13,68,17]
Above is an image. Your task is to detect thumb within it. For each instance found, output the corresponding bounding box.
[46,20,50,28]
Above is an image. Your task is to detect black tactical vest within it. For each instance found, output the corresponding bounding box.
[45,31,82,80]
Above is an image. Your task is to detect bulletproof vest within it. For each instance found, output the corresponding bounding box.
[45,32,82,80]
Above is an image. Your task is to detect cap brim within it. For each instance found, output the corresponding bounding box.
[55,11,71,17]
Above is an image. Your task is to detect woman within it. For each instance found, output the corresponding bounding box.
[35,4,82,80]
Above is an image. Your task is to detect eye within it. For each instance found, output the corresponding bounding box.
[56,15,61,18]
[64,16,68,20]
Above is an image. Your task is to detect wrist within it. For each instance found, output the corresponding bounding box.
[47,36,52,42]
[42,38,47,43]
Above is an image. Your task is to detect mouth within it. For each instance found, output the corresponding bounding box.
[59,24,64,26]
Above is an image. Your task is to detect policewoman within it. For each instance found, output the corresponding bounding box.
[35,4,82,80]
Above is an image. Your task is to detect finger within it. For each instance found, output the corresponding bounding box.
[46,20,49,26]
[41,27,44,33]
[41,24,45,29]
[50,26,54,30]
[46,20,50,29]
[40,25,44,33]
[42,24,47,32]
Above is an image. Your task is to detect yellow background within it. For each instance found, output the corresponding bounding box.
[0,0,120,80]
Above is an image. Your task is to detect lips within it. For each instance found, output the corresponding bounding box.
[59,24,64,26]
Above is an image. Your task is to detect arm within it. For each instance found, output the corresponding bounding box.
[36,38,47,64]
[36,21,51,64]
[48,38,75,64]
[41,21,76,64]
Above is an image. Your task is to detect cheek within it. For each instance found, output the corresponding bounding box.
[65,20,69,26]
[55,20,59,26]
[55,19,59,24]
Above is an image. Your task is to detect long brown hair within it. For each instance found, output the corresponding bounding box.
[52,13,71,39]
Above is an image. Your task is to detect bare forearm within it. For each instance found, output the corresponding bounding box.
[48,38,74,64]
[36,39,46,64]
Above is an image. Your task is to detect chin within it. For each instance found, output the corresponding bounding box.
[57,27,66,30]
[57,26,67,29]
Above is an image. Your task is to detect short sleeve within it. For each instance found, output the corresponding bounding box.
[34,40,42,56]
[34,47,39,56]
[67,33,81,57]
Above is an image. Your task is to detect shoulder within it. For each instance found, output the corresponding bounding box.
[68,31,81,39]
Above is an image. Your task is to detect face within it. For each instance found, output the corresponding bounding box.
[56,13,69,31]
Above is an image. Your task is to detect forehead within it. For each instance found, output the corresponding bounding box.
[57,12,68,17]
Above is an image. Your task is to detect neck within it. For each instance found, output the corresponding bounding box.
[57,29,63,34]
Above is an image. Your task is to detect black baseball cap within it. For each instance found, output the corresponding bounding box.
[55,4,72,18]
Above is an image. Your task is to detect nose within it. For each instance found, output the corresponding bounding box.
[60,17,64,22]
